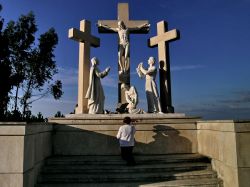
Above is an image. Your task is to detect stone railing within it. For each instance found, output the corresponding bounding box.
[0,122,53,187]
[197,120,250,187]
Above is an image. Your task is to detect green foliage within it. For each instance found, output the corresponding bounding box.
[28,112,47,122]
[0,4,63,121]
[51,80,63,99]
[54,111,65,118]
[0,4,12,119]
[2,110,46,122]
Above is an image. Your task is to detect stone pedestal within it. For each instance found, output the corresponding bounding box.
[48,113,200,155]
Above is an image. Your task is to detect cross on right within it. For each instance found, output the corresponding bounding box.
[148,21,180,113]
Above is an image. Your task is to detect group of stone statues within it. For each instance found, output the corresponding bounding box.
[83,19,163,114]
[85,55,162,115]
[70,3,178,115]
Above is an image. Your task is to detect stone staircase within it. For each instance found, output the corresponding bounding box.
[36,154,223,187]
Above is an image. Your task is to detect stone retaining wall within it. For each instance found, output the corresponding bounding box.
[197,120,250,187]
[50,114,199,155]
[0,123,53,187]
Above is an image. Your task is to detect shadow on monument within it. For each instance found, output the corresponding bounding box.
[52,124,193,155]
[136,125,192,154]
[38,122,205,186]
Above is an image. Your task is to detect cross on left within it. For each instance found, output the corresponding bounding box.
[68,20,100,114]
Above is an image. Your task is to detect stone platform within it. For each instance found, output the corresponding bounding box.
[49,114,200,155]
[1,116,250,186]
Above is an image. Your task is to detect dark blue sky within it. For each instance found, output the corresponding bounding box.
[1,0,250,119]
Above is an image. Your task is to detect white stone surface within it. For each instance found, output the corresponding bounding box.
[69,20,100,114]
[121,84,144,114]
[148,20,179,113]
[62,113,187,119]
[197,120,250,187]
[137,57,162,113]
[98,3,149,104]
[0,124,53,187]
[50,116,199,155]
[98,3,149,74]
[85,57,110,114]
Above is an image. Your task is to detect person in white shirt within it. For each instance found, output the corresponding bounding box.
[116,116,136,166]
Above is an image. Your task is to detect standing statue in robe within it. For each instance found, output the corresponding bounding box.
[121,83,144,114]
[137,57,162,113]
[85,57,110,114]
[98,21,149,74]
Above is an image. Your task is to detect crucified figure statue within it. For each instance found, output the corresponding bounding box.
[98,21,149,74]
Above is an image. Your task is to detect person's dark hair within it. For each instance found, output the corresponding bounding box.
[123,116,131,124]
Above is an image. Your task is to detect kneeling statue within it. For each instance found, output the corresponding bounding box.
[121,83,145,114]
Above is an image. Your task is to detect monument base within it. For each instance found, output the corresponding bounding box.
[49,113,200,155]
[74,105,88,114]
[162,105,175,113]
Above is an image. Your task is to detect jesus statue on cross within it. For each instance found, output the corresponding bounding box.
[98,3,150,105]
[98,20,149,74]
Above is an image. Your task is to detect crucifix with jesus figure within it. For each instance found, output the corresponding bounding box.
[97,3,150,105]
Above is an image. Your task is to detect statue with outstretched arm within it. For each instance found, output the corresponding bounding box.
[137,57,162,113]
[98,21,150,73]
[85,57,110,114]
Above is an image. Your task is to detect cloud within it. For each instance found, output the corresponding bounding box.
[101,74,117,88]
[175,101,250,120]
[130,65,205,74]
[31,97,76,117]
[175,89,250,120]
[55,67,117,88]
[171,65,205,71]
[219,90,250,105]
[233,90,250,103]
[54,66,78,86]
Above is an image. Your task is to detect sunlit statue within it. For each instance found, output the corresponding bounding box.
[98,21,149,74]
[85,57,110,114]
[137,57,162,113]
[121,83,145,114]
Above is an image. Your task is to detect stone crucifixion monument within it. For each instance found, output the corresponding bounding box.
[68,20,100,114]
[97,3,150,105]
[148,21,180,113]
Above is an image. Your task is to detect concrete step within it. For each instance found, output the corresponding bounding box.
[45,154,210,165]
[42,162,211,174]
[139,178,223,187]
[37,169,217,183]
[36,154,222,186]
[36,178,222,187]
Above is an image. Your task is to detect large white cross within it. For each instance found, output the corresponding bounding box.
[69,20,100,114]
[148,20,180,113]
[98,3,149,105]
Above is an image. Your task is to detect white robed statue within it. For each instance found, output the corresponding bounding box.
[137,57,162,113]
[85,57,110,114]
[121,83,145,114]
